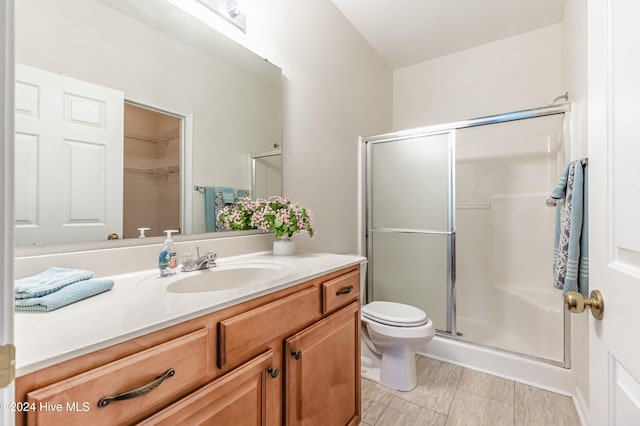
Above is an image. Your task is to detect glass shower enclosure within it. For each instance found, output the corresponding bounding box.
[367,131,455,334]
[363,104,569,366]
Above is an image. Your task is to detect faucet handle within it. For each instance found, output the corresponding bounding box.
[206,250,217,265]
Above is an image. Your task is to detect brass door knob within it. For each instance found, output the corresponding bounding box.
[564,289,604,320]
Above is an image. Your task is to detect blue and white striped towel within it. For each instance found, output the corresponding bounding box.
[15,279,114,312]
[15,267,94,299]
[551,159,589,296]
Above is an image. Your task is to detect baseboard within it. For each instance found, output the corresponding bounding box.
[572,385,589,426]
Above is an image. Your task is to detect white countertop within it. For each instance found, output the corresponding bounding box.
[15,251,366,376]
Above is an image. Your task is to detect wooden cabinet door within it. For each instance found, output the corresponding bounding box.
[139,350,279,426]
[285,302,360,426]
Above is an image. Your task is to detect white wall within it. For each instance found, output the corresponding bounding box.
[240,0,393,254]
[393,24,563,130]
[562,1,588,160]
[562,0,590,415]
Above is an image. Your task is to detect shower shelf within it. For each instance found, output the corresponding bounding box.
[125,128,180,144]
[456,203,491,210]
[124,165,180,176]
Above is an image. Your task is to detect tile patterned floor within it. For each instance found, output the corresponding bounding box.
[361,356,582,426]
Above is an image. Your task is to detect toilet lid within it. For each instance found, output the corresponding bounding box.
[362,301,429,327]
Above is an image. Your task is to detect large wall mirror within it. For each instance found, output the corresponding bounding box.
[14,0,283,248]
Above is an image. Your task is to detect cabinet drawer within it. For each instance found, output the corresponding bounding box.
[26,328,209,426]
[219,286,321,368]
[322,269,359,314]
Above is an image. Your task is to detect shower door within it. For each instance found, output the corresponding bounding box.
[364,104,569,365]
[366,131,455,333]
[455,114,565,364]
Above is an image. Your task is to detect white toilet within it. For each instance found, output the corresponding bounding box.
[360,272,435,391]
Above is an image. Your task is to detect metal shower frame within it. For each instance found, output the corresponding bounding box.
[360,102,572,368]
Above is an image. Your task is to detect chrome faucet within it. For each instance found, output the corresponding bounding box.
[181,247,217,272]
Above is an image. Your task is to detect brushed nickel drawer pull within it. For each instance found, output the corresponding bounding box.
[97,368,175,407]
[291,350,302,360]
[335,285,354,296]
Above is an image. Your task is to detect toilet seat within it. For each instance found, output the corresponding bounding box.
[362,301,428,327]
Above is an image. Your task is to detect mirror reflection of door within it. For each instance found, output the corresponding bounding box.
[123,103,181,238]
[14,64,124,246]
[251,151,282,200]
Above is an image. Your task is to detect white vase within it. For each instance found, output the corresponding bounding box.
[273,236,295,256]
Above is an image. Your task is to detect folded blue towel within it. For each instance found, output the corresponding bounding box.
[221,186,235,204]
[15,267,94,299]
[237,189,250,198]
[15,279,114,312]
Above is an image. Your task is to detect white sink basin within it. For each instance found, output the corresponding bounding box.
[140,260,296,294]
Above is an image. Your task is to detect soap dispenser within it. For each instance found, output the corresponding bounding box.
[159,230,179,277]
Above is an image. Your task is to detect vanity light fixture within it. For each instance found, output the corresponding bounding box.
[166,0,247,33]
[226,0,242,19]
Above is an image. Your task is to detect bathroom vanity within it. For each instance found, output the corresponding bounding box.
[14,253,363,425]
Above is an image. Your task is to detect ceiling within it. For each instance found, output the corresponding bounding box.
[331,0,566,69]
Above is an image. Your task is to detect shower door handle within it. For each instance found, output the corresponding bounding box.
[564,290,604,320]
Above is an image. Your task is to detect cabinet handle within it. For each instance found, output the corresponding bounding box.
[97,368,175,407]
[291,350,302,360]
[335,285,354,296]
[267,366,280,378]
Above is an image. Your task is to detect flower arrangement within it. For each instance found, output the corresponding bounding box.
[252,196,315,238]
[216,197,255,231]
[217,196,315,239]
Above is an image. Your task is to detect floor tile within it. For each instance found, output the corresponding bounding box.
[361,378,395,425]
[376,397,447,426]
[514,383,581,426]
[395,356,463,415]
[458,368,515,405]
[446,388,514,426]
[360,356,582,426]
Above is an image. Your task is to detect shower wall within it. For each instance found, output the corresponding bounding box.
[455,115,565,362]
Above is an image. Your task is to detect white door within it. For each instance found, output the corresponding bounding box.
[588,0,640,424]
[1,0,15,422]
[14,64,123,246]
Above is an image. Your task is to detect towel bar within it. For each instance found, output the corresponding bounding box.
[546,198,557,207]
